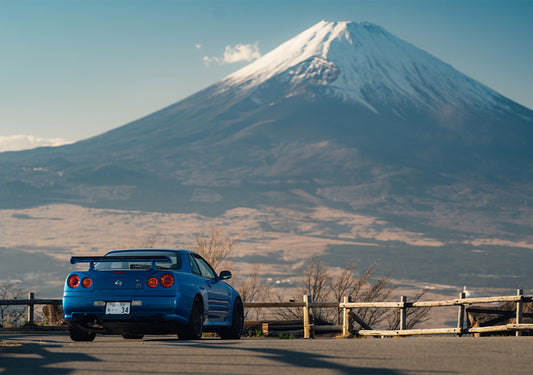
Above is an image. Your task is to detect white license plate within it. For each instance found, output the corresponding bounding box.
[105,302,131,315]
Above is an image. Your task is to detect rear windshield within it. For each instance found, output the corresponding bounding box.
[94,251,181,271]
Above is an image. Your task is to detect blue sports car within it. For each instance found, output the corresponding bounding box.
[63,249,243,341]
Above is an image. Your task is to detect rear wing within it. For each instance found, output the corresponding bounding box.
[70,255,171,270]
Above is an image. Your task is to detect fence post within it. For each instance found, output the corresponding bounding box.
[399,296,407,330]
[303,294,311,339]
[342,296,349,337]
[516,289,523,337]
[457,291,466,336]
[261,322,269,336]
[27,292,35,326]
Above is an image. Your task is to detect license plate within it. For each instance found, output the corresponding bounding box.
[105,302,130,315]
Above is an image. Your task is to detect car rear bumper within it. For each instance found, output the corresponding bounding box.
[63,293,189,331]
[68,316,183,335]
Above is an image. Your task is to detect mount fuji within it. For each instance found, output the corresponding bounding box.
[224,20,518,116]
[1,21,532,265]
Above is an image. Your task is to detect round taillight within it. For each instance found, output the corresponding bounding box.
[67,274,80,289]
[147,277,158,288]
[160,274,174,288]
[81,277,92,288]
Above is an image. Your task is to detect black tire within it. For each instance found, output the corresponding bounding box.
[68,325,96,342]
[219,298,243,340]
[177,297,203,340]
[122,333,144,339]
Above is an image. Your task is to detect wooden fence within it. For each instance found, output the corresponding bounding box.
[0,293,61,327]
[1,290,532,338]
[243,289,533,338]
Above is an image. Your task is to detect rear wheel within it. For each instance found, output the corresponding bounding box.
[177,297,203,340]
[68,325,96,342]
[219,298,243,340]
[122,333,144,339]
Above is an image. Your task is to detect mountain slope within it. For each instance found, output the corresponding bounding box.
[1,20,532,217]
[2,20,533,291]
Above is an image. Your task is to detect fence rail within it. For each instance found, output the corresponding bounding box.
[1,290,532,338]
[0,293,62,328]
[244,289,533,338]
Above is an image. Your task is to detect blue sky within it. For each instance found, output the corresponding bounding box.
[1,0,532,151]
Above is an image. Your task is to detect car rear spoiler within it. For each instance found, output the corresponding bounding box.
[70,255,171,270]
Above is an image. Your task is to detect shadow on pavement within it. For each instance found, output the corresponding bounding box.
[0,342,99,375]
[176,341,404,375]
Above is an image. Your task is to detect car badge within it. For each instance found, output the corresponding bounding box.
[115,280,123,287]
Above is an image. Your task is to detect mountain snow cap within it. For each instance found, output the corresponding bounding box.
[222,20,505,113]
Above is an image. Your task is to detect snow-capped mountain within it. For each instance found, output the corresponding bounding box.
[0,20,531,217]
[222,20,522,117]
[2,19,533,291]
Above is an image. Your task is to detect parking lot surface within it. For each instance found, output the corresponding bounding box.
[1,332,533,374]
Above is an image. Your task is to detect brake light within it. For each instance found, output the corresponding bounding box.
[67,274,80,288]
[81,277,92,288]
[147,277,158,288]
[160,274,174,288]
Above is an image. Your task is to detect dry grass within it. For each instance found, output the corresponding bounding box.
[0,340,21,347]
[3,203,528,329]
[1,203,447,261]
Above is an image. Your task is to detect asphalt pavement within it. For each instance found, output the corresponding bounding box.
[1,332,532,374]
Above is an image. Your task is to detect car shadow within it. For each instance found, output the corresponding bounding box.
[174,340,404,375]
[0,342,100,375]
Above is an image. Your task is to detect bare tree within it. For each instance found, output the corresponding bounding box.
[349,263,397,329]
[274,258,404,329]
[329,262,358,301]
[232,265,273,320]
[194,225,239,271]
[301,258,332,323]
[329,262,358,324]
[0,282,28,327]
[322,260,397,327]
[302,258,331,302]
[272,294,303,321]
[273,258,332,322]
[386,289,432,330]
[192,224,273,319]
[234,265,272,304]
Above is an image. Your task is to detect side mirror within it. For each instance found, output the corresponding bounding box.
[219,270,232,280]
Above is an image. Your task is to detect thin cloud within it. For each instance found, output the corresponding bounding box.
[195,44,203,50]
[0,135,72,152]
[222,42,261,63]
[204,42,261,65]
